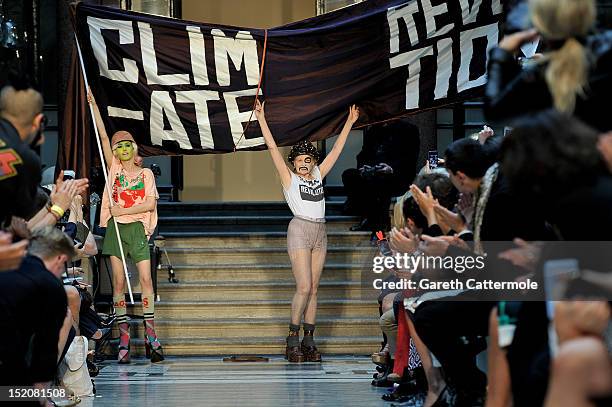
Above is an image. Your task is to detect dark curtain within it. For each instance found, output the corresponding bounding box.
[57,44,94,179]
[56,4,100,183]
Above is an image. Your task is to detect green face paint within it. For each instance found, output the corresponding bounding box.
[114,141,134,161]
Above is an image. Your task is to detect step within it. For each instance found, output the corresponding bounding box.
[106,336,381,356]
[155,281,377,301]
[158,215,358,233]
[159,231,371,248]
[117,317,380,339]
[157,201,348,217]
[156,263,371,283]
[124,299,377,319]
[164,246,376,265]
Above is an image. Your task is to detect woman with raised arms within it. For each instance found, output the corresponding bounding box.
[254,100,359,362]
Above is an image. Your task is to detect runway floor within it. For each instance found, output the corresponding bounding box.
[83,356,402,407]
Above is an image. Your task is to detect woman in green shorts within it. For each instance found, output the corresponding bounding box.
[89,92,163,363]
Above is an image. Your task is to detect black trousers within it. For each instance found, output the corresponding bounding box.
[410,299,495,395]
[507,301,550,407]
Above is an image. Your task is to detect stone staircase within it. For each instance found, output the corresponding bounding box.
[121,201,382,357]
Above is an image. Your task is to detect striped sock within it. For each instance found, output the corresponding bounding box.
[142,295,160,349]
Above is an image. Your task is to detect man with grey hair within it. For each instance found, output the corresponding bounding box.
[0,226,76,393]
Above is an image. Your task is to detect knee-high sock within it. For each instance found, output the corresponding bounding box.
[142,294,160,347]
[114,294,129,348]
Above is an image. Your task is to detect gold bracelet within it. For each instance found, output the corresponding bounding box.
[50,204,65,218]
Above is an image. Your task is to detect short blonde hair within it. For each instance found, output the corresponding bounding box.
[392,193,409,230]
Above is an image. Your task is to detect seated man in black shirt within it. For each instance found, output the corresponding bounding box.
[0,226,76,394]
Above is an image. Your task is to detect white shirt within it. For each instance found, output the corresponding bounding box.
[283,166,325,221]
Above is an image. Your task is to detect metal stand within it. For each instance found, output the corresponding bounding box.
[154,235,178,285]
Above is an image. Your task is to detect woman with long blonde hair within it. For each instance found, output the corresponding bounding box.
[485,0,612,131]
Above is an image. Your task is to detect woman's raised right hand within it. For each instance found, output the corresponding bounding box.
[254,99,265,121]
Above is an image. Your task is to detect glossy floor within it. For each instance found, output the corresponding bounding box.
[84,356,404,407]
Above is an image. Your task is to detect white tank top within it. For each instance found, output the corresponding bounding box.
[283,166,325,221]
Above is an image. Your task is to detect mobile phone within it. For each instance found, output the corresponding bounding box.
[63,170,76,181]
[74,222,90,249]
[428,150,439,169]
[377,238,393,257]
[375,231,393,257]
[520,39,540,59]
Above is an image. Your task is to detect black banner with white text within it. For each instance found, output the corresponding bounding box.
[74,0,504,156]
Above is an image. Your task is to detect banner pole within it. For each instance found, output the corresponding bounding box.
[74,32,135,305]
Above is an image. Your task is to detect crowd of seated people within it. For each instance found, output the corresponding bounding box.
[372,116,612,407]
[0,76,114,405]
[370,1,612,406]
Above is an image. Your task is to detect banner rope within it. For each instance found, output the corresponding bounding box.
[234,28,268,152]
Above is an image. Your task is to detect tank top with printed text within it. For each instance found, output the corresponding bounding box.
[282,166,325,221]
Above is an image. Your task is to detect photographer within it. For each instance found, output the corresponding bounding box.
[342,119,420,232]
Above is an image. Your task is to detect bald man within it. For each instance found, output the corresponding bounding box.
[0,85,45,225]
